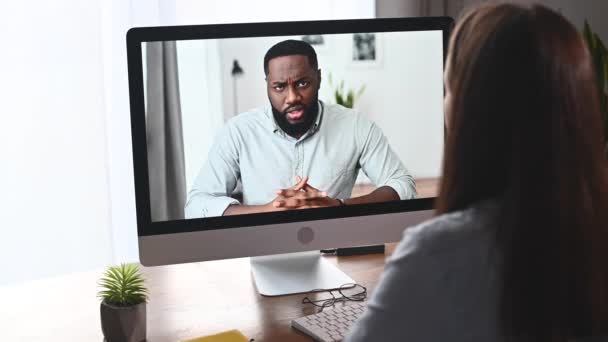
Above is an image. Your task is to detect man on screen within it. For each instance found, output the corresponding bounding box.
[185,39,416,218]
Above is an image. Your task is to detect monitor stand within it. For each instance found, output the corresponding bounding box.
[250,251,355,296]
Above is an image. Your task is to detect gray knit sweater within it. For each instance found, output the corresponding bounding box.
[345,200,607,342]
[345,200,504,341]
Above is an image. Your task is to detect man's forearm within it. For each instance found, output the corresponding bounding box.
[223,203,271,216]
[343,186,400,206]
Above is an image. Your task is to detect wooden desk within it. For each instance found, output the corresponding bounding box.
[0,245,396,341]
[351,177,439,198]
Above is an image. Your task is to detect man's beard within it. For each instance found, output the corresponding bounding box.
[272,99,319,137]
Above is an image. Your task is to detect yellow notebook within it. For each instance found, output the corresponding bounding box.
[183,329,251,342]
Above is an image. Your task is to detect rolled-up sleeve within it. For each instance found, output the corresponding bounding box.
[185,124,241,218]
[356,116,417,200]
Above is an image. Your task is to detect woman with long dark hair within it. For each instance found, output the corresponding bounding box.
[346,3,608,341]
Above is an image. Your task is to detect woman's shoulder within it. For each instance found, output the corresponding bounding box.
[395,199,500,258]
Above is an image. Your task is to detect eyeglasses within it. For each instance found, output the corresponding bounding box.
[301,283,367,311]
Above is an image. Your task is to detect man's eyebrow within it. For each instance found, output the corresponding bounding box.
[295,76,312,82]
[269,75,312,84]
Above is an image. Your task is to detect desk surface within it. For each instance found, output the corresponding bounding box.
[0,244,396,341]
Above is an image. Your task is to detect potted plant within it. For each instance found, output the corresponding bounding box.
[327,73,366,109]
[98,263,149,342]
[582,20,608,157]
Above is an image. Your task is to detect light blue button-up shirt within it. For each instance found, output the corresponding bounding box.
[185,101,416,218]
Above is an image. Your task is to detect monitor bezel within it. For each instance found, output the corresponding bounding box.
[127,16,453,237]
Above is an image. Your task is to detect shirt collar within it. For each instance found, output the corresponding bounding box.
[267,100,324,137]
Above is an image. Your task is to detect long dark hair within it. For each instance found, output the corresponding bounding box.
[437,3,608,341]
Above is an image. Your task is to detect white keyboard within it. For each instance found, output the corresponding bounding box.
[291,301,366,342]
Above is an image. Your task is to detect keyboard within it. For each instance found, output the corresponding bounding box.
[291,301,366,342]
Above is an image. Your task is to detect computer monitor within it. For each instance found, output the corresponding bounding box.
[127,17,452,296]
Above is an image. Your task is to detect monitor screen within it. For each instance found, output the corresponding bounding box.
[127,17,451,268]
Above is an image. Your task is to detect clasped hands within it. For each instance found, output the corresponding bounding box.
[268,176,341,211]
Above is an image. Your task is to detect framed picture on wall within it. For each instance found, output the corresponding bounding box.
[301,34,329,53]
[302,34,324,45]
[350,33,382,68]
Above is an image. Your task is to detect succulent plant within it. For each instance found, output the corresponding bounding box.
[98,263,148,307]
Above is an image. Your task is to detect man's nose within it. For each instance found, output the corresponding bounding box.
[285,85,301,104]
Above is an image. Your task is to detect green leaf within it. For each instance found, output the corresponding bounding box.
[346,91,354,108]
[335,89,344,106]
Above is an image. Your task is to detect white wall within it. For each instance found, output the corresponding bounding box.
[174,0,374,25]
[0,0,113,284]
[213,31,444,179]
[358,31,444,178]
